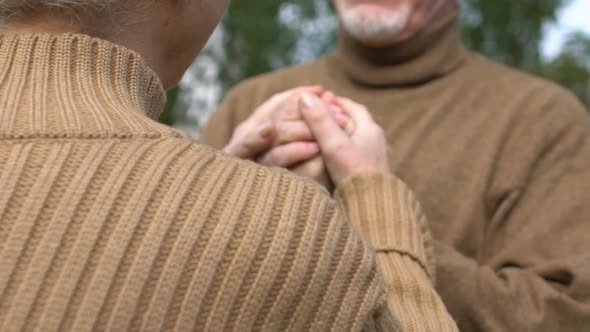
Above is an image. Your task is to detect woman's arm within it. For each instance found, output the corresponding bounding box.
[335,174,458,332]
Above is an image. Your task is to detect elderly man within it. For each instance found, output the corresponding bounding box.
[201,0,590,330]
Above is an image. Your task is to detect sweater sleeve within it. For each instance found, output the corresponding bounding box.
[334,174,458,332]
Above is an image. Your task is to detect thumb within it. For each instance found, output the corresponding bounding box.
[300,93,351,157]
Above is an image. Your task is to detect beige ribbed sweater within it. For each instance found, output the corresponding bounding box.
[0,33,456,331]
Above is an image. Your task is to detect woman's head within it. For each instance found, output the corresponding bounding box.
[0,0,230,90]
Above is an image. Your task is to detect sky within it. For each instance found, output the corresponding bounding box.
[542,0,590,59]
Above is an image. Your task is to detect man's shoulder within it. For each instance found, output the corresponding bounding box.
[468,52,582,103]
[466,51,587,120]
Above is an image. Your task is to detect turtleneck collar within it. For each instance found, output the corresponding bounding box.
[334,9,466,87]
[0,33,180,139]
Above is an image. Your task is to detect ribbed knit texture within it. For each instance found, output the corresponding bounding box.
[335,174,457,332]
[0,33,413,331]
[335,175,435,282]
[201,9,590,332]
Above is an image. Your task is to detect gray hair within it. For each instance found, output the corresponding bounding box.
[0,0,117,22]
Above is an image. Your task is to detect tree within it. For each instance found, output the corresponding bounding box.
[221,0,336,90]
[460,0,590,107]
[461,0,570,70]
[540,31,590,106]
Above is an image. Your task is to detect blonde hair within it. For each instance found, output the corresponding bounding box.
[0,0,116,22]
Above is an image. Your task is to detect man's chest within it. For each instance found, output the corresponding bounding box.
[362,94,516,259]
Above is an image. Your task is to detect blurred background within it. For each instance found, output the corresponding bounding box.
[160,0,590,137]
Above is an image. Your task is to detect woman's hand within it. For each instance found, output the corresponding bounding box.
[299,94,392,187]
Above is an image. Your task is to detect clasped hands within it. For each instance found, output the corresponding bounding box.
[223,86,392,191]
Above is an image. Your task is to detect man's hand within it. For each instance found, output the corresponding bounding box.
[222,86,323,159]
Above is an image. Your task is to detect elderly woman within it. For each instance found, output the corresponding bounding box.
[0,0,456,331]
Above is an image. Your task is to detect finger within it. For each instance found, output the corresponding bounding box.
[318,93,353,133]
[223,121,276,159]
[321,90,338,104]
[334,97,374,128]
[280,95,349,131]
[300,93,351,157]
[329,107,349,129]
[274,120,314,146]
[294,85,324,94]
[257,142,320,168]
[251,86,324,124]
[274,88,328,122]
[290,156,334,191]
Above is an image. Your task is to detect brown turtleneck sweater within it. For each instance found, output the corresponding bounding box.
[0,33,459,331]
[201,11,590,331]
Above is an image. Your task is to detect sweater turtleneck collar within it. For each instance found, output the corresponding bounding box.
[334,9,466,87]
[0,33,180,139]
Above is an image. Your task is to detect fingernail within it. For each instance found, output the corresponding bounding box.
[258,122,274,138]
[335,114,348,128]
[301,93,319,108]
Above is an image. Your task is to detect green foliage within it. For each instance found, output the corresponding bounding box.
[159,87,179,126]
[540,32,590,106]
[222,0,337,90]
[461,0,570,69]
[460,0,589,107]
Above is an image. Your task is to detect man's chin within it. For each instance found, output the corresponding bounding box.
[339,3,412,47]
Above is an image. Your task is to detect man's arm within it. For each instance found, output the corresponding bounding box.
[433,93,590,331]
[435,110,590,331]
